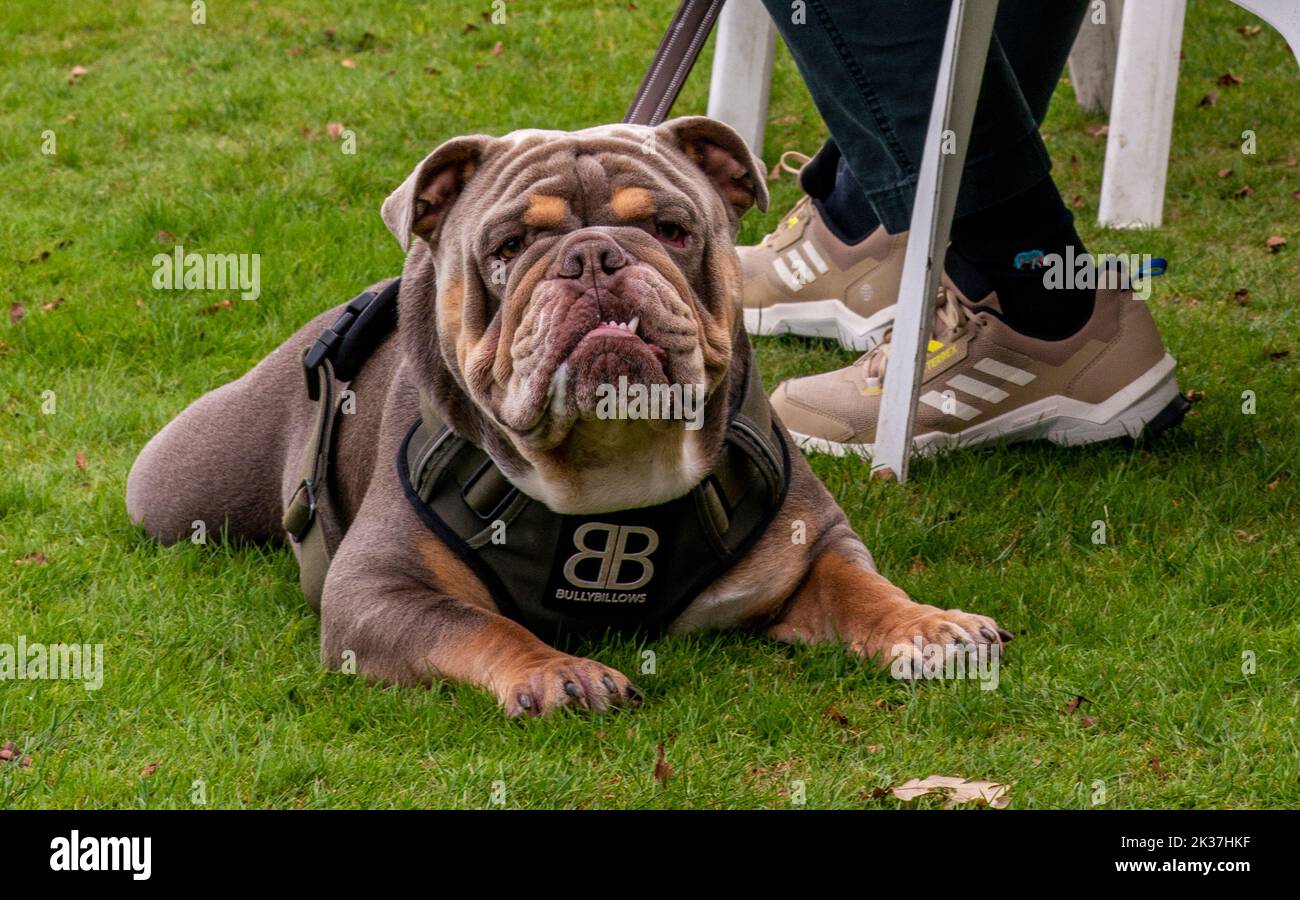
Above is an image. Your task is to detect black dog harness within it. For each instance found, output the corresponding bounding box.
[284,279,790,638]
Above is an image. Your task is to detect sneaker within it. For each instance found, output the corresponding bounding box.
[769,285,1189,458]
[739,152,907,351]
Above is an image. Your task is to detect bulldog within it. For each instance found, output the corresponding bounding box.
[126,117,1011,717]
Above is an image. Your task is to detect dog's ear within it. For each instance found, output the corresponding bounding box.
[655,116,769,217]
[381,136,494,251]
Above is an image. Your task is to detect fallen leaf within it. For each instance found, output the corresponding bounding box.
[766,160,782,181]
[67,64,88,84]
[1291,190,1300,201]
[1266,478,1281,490]
[157,229,177,245]
[1269,349,1290,360]
[9,303,26,324]
[1234,529,1258,543]
[75,451,88,470]
[1071,194,1083,208]
[1148,756,1166,776]
[490,41,503,57]
[14,552,47,566]
[1199,91,1219,107]
[0,340,11,357]
[653,743,673,787]
[866,745,880,753]
[1266,235,1287,252]
[1216,72,1243,87]
[140,763,159,778]
[462,22,479,33]
[1186,389,1203,402]
[325,121,345,139]
[64,113,77,122]
[890,775,1011,809]
[1079,715,1099,728]
[821,706,849,726]
[909,555,926,574]
[1216,167,1232,178]
[424,65,442,76]
[1237,24,1261,38]
[1234,185,1254,198]
[41,298,64,312]
[1288,153,1298,167]
[323,27,336,40]
[1233,288,1250,304]
[19,756,32,768]
[1064,694,1089,715]
[1087,123,1109,138]
[340,58,356,69]
[773,114,800,126]
[202,299,234,315]
[286,46,303,57]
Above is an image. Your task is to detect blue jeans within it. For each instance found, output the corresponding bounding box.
[760,0,1089,233]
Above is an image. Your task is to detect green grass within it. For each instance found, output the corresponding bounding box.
[1,0,1297,809]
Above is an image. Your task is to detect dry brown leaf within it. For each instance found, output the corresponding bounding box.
[1216,167,1232,178]
[1233,288,1250,304]
[157,229,177,245]
[1186,389,1204,402]
[1079,715,1099,728]
[1234,529,1258,543]
[67,64,88,84]
[0,340,12,357]
[1266,235,1287,252]
[1064,694,1088,715]
[821,706,849,726]
[19,756,32,768]
[1199,91,1219,107]
[202,299,234,315]
[1071,194,1083,208]
[1234,185,1254,198]
[340,58,356,69]
[1217,72,1243,87]
[490,41,503,57]
[1086,123,1109,138]
[140,762,159,778]
[772,114,800,126]
[653,743,673,787]
[890,775,1011,808]
[64,113,77,122]
[75,451,88,470]
[42,297,64,312]
[1291,190,1300,201]
[325,121,345,140]
[14,552,47,566]
[1266,478,1281,490]
[9,303,26,325]
[1237,24,1261,38]
[286,46,303,58]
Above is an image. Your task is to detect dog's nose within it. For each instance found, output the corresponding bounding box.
[556,233,627,280]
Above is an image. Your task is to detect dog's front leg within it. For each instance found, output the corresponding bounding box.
[319,527,639,717]
[765,525,1013,670]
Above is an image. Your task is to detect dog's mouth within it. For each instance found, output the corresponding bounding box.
[545,314,672,420]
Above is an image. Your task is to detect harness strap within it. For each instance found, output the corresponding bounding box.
[282,278,401,610]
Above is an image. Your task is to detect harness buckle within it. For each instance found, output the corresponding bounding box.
[286,478,318,543]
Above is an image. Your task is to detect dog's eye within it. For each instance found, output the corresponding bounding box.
[653,221,689,248]
[495,236,524,260]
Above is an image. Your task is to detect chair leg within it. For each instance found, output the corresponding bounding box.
[706,0,776,156]
[1098,0,1187,229]
[872,0,999,482]
[1067,0,1125,115]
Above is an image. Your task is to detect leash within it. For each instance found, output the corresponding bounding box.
[625,0,728,126]
[284,1,731,609]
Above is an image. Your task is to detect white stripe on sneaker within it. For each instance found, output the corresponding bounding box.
[920,390,980,421]
[800,240,829,274]
[947,373,1009,403]
[974,357,1037,385]
[772,257,803,292]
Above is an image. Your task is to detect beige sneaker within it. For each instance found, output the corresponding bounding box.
[739,153,907,351]
[770,286,1189,458]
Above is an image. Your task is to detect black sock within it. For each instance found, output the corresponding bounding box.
[817,158,880,245]
[945,176,1095,340]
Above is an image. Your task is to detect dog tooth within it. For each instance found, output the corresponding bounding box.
[628,316,639,334]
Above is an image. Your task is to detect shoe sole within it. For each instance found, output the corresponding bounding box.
[792,354,1185,459]
[743,299,895,352]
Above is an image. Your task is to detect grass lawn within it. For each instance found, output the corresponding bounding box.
[1,0,1297,809]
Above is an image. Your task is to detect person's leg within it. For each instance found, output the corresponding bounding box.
[760,0,1092,338]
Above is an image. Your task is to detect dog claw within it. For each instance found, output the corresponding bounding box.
[997,628,1015,643]
[602,675,617,694]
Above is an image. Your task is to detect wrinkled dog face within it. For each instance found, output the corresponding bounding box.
[383,118,768,461]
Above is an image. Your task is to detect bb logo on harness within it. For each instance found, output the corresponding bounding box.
[557,523,659,603]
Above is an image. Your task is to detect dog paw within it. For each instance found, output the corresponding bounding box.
[853,604,1013,672]
[500,654,641,718]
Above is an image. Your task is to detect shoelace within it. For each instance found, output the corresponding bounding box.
[856,287,977,389]
[758,151,813,247]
